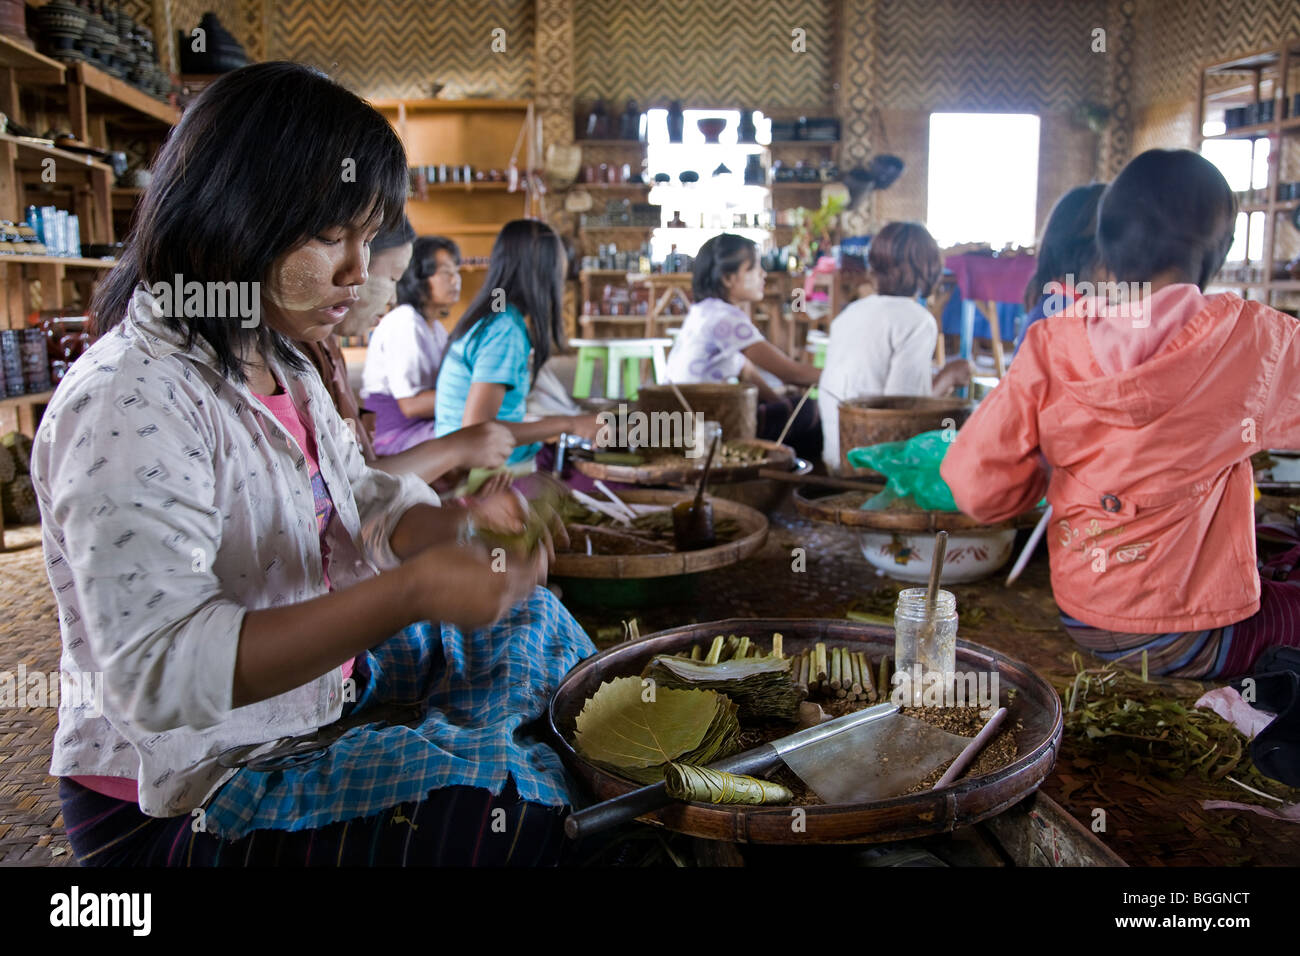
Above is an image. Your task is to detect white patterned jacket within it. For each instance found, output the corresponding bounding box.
[32,285,440,818]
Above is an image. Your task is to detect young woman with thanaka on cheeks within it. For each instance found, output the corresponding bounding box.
[32,62,594,866]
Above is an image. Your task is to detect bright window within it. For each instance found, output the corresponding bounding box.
[926,113,1041,248]
[1201,125,1269,265]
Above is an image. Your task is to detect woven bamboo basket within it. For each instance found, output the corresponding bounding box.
[636,383,758,440]
[838,395,972,476]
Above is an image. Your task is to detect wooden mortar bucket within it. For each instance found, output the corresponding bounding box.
[636,383,758,442]
[839,395,973,476]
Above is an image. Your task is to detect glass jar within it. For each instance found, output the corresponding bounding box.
[893,588,958,706]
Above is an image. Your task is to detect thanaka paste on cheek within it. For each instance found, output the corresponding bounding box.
[266,245,336,311]
[340,276,396,335]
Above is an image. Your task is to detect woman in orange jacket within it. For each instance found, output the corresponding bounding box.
[942,149,1300,679]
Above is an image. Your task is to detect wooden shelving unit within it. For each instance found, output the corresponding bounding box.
[0,41,178,439]
[570,136,657,333]
[374,98,538,330]
[1198,37,1300,302]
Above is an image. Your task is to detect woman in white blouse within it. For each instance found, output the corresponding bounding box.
[32,63,594,867]
[818,222,972,472]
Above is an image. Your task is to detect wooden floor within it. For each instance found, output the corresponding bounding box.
[3,501,1299,866]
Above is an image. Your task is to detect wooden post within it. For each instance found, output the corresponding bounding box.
[0,66,19,124]
[66,68,89,143]
[983,300,1006,378]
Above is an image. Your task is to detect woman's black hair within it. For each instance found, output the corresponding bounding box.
[396,236,462,311]
[1024,183,1106,308]
[89,61,407,381]
[449,219,565,379]
[693,233,758,302]
[1097,149,1237,289]
[372,214,416,256]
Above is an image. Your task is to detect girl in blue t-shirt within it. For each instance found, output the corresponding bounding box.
[435,219,597,465]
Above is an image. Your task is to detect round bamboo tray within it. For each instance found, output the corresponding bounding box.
[838,395,973,476]
[549,618,1063,845]
[573,438,795,486]
[792,487,1044,532]
[636,383,758,440]
[552,489,768,579]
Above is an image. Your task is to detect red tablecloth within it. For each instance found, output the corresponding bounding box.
[944,253,1038,304]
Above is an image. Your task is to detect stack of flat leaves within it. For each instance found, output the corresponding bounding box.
[574,677,741,784]
[643,654,801,721]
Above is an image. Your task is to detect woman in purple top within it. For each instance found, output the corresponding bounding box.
[361,236,461,454]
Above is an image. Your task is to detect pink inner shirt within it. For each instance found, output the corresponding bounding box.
[70,384,352,805]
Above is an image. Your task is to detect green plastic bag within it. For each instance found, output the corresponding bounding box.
[845,429,958,512]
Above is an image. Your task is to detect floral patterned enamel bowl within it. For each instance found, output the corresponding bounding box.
[793,487,1044,584]
[857,527,1017,583]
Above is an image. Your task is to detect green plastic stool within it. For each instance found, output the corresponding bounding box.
[572,342,608,400]
[571,338,671,400]
[807,338,827,400]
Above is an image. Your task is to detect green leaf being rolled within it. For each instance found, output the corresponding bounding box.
[665,763,794,805]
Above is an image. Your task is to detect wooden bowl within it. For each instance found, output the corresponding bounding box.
[548,618,1063,844]
[793,487,1044,533]
[552,489,768,579]
[574,438,795,486]
[838,395,973,476]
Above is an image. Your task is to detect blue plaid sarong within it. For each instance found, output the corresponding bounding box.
[203,587,595,839]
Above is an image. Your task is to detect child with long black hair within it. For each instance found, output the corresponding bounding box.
[944,149,1300,679]
[434,219,599,466]
[665,233,823,460]
[34,62,594,866]
[1014,182,1107,353]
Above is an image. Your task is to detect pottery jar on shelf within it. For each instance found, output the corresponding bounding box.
[666,100,684,143]
[35,0,87,61]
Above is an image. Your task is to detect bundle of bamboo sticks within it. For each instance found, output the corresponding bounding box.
[790,643,883,703]
[677,635,886,704]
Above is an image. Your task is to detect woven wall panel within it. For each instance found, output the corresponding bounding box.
[836,0,877,234]
[874,0,1109,112]
[572,0,834,108]
[1131,0,1300,150]
[270,0,535,101]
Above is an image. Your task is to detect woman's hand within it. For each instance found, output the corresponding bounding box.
[564,413,602,442]
[401,542,539,632]
[932,359,974,396]
[452,421,515,470]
